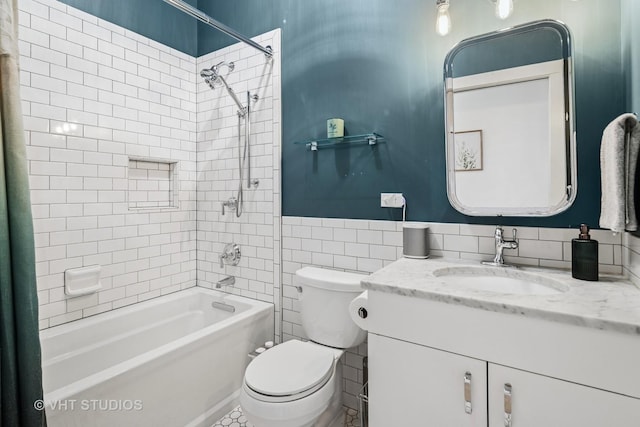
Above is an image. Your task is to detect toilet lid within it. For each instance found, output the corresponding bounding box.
[245,340,335,397]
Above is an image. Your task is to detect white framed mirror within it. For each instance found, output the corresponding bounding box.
[444,20,576,217]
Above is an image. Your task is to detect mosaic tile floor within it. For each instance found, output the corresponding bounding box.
[212,407,251,427]
[212,406,361,427]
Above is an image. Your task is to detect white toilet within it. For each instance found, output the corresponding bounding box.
[240,266,367,427]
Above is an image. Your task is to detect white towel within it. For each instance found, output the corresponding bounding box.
[599,113,640,233]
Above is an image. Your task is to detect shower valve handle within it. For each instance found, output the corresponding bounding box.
[221,197,238,215]
[219,243,241,269]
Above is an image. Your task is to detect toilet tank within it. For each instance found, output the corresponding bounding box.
[295,267,367,349]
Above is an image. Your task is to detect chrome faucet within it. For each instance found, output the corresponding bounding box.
[483,226,518,267]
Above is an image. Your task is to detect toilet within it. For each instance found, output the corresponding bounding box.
[240,266,367,427]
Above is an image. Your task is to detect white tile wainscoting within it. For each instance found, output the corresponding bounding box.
[623,232,640,288]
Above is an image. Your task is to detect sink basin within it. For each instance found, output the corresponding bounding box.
[432,266,568,295]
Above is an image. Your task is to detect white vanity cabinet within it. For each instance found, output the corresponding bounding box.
[368,333,487,426]
[487,364,640,426]
[364,290,640,427]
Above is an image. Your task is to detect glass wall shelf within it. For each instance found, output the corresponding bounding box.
[293,133,385,151]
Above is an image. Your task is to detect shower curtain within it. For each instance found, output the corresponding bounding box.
[0,0,47,425]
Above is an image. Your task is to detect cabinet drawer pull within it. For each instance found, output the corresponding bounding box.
[504,383,512,427]
[464,371,472,414]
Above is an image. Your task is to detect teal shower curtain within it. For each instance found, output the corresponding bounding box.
[0,0,47,425]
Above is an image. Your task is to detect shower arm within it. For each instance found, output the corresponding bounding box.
[162,0,272,59]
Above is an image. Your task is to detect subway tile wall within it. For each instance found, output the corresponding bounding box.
[127,159,178,210]
[281,216,624,408]
[20,0,198,329]
[623,232,640,289]
[195,30,282,340]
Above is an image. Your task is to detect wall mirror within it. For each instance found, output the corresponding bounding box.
[444,20,576,217]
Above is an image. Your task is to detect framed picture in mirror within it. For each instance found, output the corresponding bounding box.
[454,130,483,171]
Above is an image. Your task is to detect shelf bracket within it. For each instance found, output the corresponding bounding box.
[307,141,318,151]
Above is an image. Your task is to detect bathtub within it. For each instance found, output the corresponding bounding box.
[40,287,274,427]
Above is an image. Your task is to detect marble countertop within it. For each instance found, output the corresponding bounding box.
[361,257,640,336]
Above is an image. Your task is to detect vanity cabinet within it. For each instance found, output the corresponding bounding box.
[364,290,640,427]
[487,364,640,426]
[369,334,640,427]
[368,334,487,426]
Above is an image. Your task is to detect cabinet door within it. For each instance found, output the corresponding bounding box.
[368,333,487,427]
[488,364,640,427]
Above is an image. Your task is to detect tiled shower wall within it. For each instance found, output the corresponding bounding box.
[196,30,282,340]
[20,0,198,329]
[281,216,624,408]
[21,0,282,333]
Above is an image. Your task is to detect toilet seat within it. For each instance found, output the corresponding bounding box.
[244,340,337,403]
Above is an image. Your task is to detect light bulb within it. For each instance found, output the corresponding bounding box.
[495,0,513,19]
[436,1,451,36]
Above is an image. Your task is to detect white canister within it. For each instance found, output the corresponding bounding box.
[327,118,344,138]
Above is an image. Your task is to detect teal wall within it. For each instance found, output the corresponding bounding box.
[198,0,626,228]
[622,0,640,230]
[56,0,628,228]
[57,0,198,56]
[622,0,640,113]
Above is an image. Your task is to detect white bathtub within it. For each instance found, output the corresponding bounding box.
[40,287,274,427]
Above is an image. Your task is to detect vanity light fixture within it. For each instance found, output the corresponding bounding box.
[492,0,514,19]
[435,0,451,36]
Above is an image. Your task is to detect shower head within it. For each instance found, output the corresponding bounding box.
[200,68,215,79]
[200,61,245,114]
[200,61,235,89]
[200,67,219,89]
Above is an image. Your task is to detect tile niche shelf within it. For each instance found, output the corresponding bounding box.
[293,133,385,151]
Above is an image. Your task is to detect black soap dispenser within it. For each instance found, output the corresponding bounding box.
[571,224,598,281]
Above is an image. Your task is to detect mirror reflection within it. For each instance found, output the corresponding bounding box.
[444,20,576,217]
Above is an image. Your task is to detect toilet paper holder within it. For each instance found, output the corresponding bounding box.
[349,291,369,331]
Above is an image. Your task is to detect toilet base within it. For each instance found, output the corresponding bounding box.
[240,361,343,427]
[316,400,345,427]
[309,385,343,427]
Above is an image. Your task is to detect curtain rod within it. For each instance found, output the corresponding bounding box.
[162,0,273,58]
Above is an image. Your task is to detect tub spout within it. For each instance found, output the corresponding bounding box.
[216,275,235,288]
